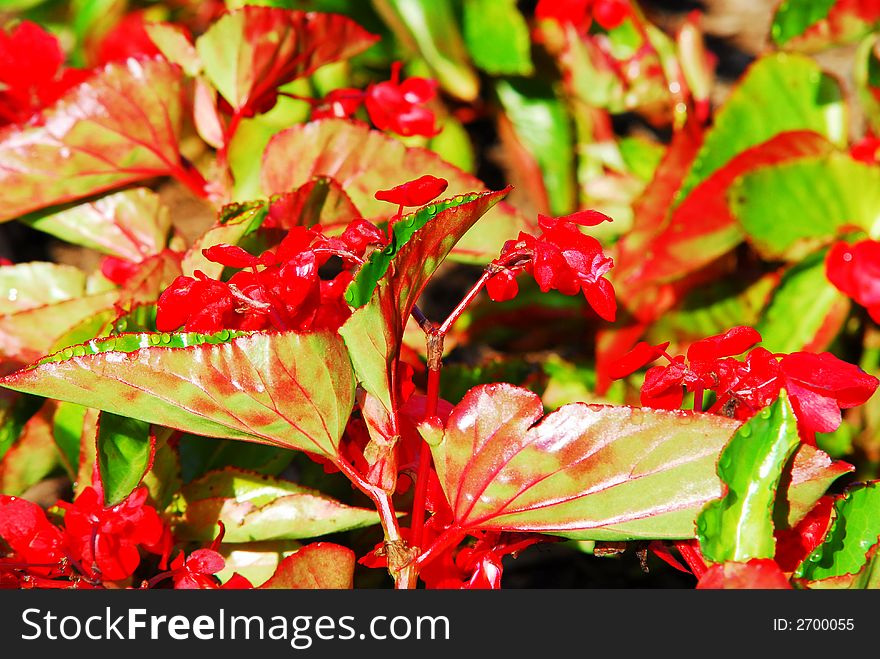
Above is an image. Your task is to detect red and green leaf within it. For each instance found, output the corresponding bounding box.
[195,7,378,118]
[772,0,880,51]
[261,119,532,263]
[0,329,355,460]
[0,57,189,222]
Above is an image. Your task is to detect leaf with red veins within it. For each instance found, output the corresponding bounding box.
[0,329,356,460]
[696,558,792,589]
[774,495,836,573]
[429,383,745,540]
[375,175,449,208]
[826,239,880,322]
[780,352,880,434]
[774,0,880,51]
[195,7,379,118]
[686,326,763,362]
[261,119,533,263]
[259,542,354,589]
[0,57,186,223]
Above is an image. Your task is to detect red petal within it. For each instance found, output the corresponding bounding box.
[156,276,198,332]
[583,277,617,321]
[486,270,519,302]
[687,326,762,362]
[697,559,792,589]
[186,549,226,575]
[606,341,669,379]
[202,244,260,269]
[640,363,686,409]
[374,175,449,207]
[774,496,835,572]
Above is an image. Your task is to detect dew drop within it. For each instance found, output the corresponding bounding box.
[116,319,128,331]
[218,329,230,341]
[160,332,171,344]
[72,345,85,357]
[61,347,74,359]
[739,425,752,438]
[149,334,161,345]
[760,407,772,419]
[425,204,437,215]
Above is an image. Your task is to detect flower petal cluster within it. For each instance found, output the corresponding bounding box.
[535,0,632,32]
[487,209,616,321]
[156,221,388,334]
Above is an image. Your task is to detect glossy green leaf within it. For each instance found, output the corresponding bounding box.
[259,542,354,589]
[262,119,532,263]
[677,53,846,204]
[374,0,479,101]
[175,468,381,542]
[178,434,294,484]
[0,330,355,460]
[430,383,742,540]
[0,58,186,222]
[771,0,837,45]
[96,411,153,506]
[21,188,172,261]
[52,401,86,478]
[495,78,575,216]
[340,189,507,413]
[0,262,87,315]
[755,249,849,353]
[196,6,378,116]
[462,0,533,76]
[796,481,880,582]
[730,153,880,260]
[697,394,801,564]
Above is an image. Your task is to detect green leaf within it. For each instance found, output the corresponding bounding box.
[697,393,801,564]
[52,401,86,478]
[0,262,87,315]
[755,249,849,353]
[195,6,378,116]
[374,0,479,101]
[178,434,294,484]
[340,189,507,413]
[495,78,575,216]
[730,153,880,260]
[0,401,58,497]
[21,188,172,261]
[856,35,880,134]
[0,58,186,222]
[175,468,381,542]
[261,119,532,264]
[259,542,354,589]
[796,481,880,582]
[462,0,533,76]
[771,0,837,46]
[96,411,153,506]
[144,22,202,77]
[677,53,846,204]
[0,392,44,464]
[0,330,355,460]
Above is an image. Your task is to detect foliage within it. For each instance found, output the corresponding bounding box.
[0,0,878,591]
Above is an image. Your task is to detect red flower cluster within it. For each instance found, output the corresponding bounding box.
[826,239,880,323]
[0,21,88,126]
[611,326,879,440]
[0,487,167,587]
[486,209,617,322]
[311,62,439,137]
[157,220,388,334]
[535,0,632,32]
[93,10,163,65]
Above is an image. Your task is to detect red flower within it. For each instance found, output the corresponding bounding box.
[0,496,67,578]
[156,220,388,334]
[168,549,227,589]
[0,21,88,126]
[310,87,364,121]
[57,486,165,582]
[94,11,163,65]
[375,175,449,208]
[365,63,439,137]
[826,239,880,323]
[535,0,631,32]
[488,210,616,321]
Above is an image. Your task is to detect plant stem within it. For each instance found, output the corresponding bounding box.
[172,158,211,200]
[693,386,704,413]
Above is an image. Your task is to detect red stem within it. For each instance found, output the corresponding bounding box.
[693,386,704,413]
[674,540,708,579]
[410,365,441,550]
